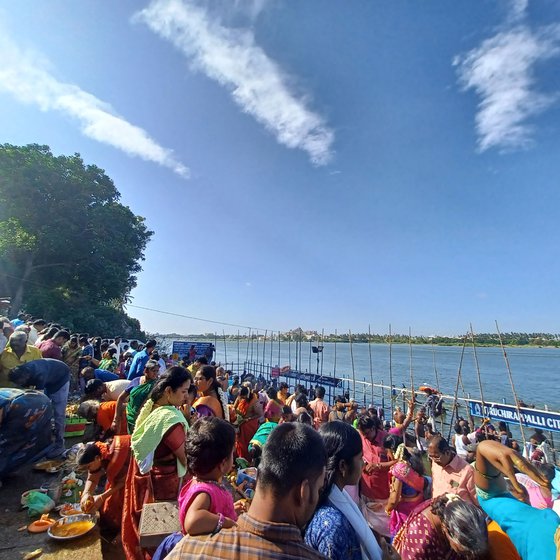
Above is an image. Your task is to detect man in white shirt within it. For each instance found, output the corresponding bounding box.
[28,319,46,345]
[109,336,122,362]
[84,378,131,401]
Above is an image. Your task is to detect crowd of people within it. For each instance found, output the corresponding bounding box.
[1,313,559,559]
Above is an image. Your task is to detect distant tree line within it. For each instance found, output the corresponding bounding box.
[154,331,560,347]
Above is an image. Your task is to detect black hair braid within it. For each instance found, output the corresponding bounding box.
[320,453,341,505]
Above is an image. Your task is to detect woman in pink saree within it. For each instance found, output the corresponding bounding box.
[385,444,426,536]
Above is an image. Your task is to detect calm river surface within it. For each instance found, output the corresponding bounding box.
[207,341,559,411]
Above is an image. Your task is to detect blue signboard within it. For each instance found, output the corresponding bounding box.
[282,369,342,388]
[172,341,214,361]
[468,400,560,433]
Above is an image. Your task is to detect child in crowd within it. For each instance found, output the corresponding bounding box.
[153,417,247,560]
[179,417,247,535]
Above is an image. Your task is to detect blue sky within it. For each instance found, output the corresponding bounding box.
[2,0,560,336]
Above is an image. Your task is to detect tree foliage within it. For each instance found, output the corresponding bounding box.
[0,144,153,337]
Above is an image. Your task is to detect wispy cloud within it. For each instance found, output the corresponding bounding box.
[455,3,560,152]
[136,0,334,166]
[508,0,528,22]
[0,33,189,177]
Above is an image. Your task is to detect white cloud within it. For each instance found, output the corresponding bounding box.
[455,24,560,152]
[136,0,334,165]
[508,0,528,22]
[0,34,189,178]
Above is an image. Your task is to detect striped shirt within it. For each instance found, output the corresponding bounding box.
[165,513,327,560]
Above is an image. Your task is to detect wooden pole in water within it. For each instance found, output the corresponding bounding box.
[256,331,261,375]
[223,330,228,367]
[289,332,292,369]
[249,328,254,369]
[495,320,528,450]
[270,330,274,367]
[237,330,240,373]
[349,329,356,400]
[295,333,298,372]
[447,335,468,441]
[262,330,267,370]
[320,328,325,377]
[299,333,302,372]
[245,328,251,369]
[334,329,338,377]
[408,327,414,398]
[431,341,444,432]
[470,323,488,437]
[308,338,312,373]
[388,324,394,421]
[278,331,281,366]
[368,324,374,405]
[214,331,218,362]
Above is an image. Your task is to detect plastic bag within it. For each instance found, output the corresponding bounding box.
[21,491,55,517]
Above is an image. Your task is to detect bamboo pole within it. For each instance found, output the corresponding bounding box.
[408,327,414,395]
[389,324,394,421]
[255,330,260,375]
[320,328,325,377]
[495,320,528,451]
[270,330,274,367]
[431,341,444,432]
[214,331,218,362]
[277,331,281,366]
[262,329,267,369]
[223,330,228,366]
[447,335,468,441]
[237,330,240,373]
[289,332,292,369]
[295,333,298,372]
[349,329,356,400]
[334,329,338,376]
[248,328,253,372]
[470,324,488,437]
[368,324,374,405]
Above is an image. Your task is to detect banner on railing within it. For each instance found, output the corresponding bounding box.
[171,341,214,361]
[281,370,342,388]
[467,400,560,433]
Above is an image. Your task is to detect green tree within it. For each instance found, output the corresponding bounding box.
[0,144,153,337]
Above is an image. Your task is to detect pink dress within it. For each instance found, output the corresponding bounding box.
[389,461,425,536]
[178,479,237,534]
[515,473,554,509]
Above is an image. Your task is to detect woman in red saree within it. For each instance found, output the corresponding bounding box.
[121,367,191,560]
[78,435,131,531]
[233,386,263,460]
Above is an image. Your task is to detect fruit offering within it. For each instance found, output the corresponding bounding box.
[60,472,84,504]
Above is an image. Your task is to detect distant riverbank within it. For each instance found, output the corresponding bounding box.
[153,332,560,349]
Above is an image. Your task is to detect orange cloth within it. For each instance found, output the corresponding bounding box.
[487,520,521,560]
[101,435,131,530]
[122,429,186,559]
[96,401,127,435]
[235,396,259,460]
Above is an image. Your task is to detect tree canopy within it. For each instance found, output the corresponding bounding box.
[0,143,153,337]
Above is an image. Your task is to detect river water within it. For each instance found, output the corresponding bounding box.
[206,340,560,412]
